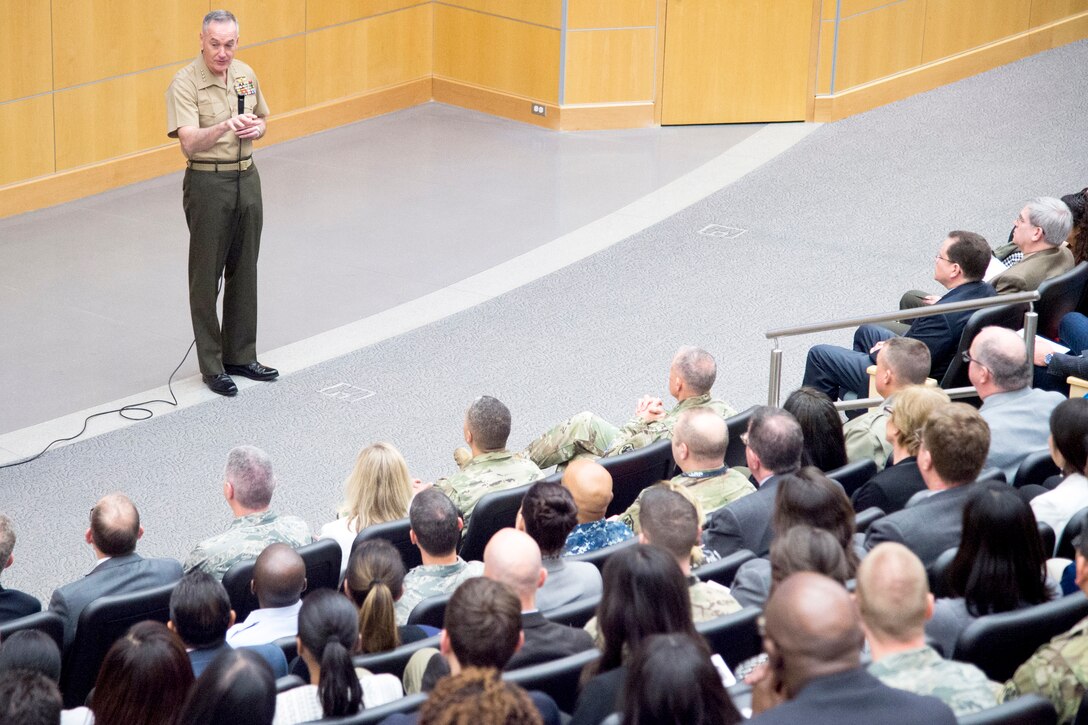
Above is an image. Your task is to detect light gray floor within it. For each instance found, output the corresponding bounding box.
[0,105,762,435]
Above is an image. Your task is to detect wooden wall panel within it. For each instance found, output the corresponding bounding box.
[834,0,925,90]
[922,0,1033,62]
[0,96,54,186]
[565,29,655,103]
[53,67,177,171]
[306,0,425,30]
[434,4,560,102]
[840,0,898,15]
[51,0,206,89]
[237,37,308,117]
[306,4,432,106]
[231,0,306,45]
[1031,0,1088,26]
[816,20,835,94]
[567,0,656,28]
[0,1,53,102]
[439,0,562,28]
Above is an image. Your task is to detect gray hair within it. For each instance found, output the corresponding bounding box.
[466,396,512,451]
[224,445,275,509]
[747,407,804,474]
[203,9,239,33]
[974,327,1031,391]
[0,515,14,577]
[674,408,728,460]
[673,346,717,395]
[1026,197,1073,246]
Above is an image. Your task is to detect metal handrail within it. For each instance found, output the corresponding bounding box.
[765,290,1041,406]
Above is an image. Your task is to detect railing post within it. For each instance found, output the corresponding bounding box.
[768,341,783,407]
[1024,309,1038,385]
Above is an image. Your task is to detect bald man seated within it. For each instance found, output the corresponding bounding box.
[225,543,306,647]
[748,572,955,725]
[857,543,997,716]
[560,460,634,556]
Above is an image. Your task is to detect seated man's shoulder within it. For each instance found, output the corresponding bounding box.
[689,579,742,620]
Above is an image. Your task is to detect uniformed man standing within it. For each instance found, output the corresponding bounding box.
[166,9,278,396]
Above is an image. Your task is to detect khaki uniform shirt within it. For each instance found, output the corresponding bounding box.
[844,406,892,471]
[166,54,269,161]
[436,450,542,525]
[603,393,736,458]
[619,467,755,531]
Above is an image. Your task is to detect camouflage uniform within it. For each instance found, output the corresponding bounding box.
[436,450,542,527]
[563,519,635,556]
[844,405,892,471]
[394,558,484,625]
[619,467,755,531]
[585,576,741,643]
[1001,614,1088,724]
[869,646,999,716]
[525,394,736,469]
[184,510,312,580]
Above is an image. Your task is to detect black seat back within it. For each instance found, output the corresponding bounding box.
[567,536,638,573]
[1038,521,1057,559]
[0,611,65,657]
[958,693,1056,725]
[352,634,441,677]
[854,507,886,533]
[927,547,958,599]
[354,517,420,571]
[1015,450,1061,490]
[274,674,305,694]
[458,483,533,563]
[696,607,763,670]
[316,692,429,724]
[600,438,677,517]
[544,595,600,628]
[1037,261,1088,340]
[694,550,755,588]
[504,648,599,714]
[406,593,450,629]
[222,538,343,622]
[826,459,878,498]
[941,302,1028,388]
[1057,507,1088,560]
[725,407,756,468]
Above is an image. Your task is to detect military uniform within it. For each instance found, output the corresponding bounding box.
[436,450,542,527]
[844,406,893,471]
[184,510,311,580]
[563,519,634,556]
[619,466,755,531]
[585,576,740,643]
[525,394,736,470]
[869,646,998,716]
[1002,614,1088,724]
[394,559,484,626]
[166,54,269,376]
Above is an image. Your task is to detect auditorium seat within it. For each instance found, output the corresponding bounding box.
[0,611,65,657]
[544,595,600,629]
[1014,450,1061,490]
[826,459,878,498]
[504,648,599,714]
[696,606,762,670]
[600,438,677,517]
[406,593,450,629]
[940,302,1029,390]
[1056,507,1088,560]
[854,506,886,533]
[957,694,1056,725]
[978,468,1008,485]
[457,483,532,563]
[275,674,305,694]
[725,407,756,468]
[352,635,441,678]
[353,517,420,571]
[567,536,638,572]
[1038,521,1056,560]
[694,549,755,588]
[317,692,429,724]
[1037,261,1088,341]
[273,634,297,666]
[222,537,342,621]
[927,547,957,599]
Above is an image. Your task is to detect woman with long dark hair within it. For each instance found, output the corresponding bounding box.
[783,387,848,472]
[623,633,741,725]
[90,621,194,725]
[1030,398,1088,547]
[178,648,276,725]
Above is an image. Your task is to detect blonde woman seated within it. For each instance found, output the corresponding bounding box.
[321,442,413,574]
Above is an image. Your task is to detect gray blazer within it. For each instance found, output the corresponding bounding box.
[980,387,1065,481]
[49,553,183,648]
[864,484,978,567]
[704,474,784,558]
[537,558,602,612]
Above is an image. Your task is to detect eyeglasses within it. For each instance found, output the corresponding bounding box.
[961,350,988,370]
[934,254,953,263]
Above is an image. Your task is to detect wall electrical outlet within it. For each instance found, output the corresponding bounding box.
[531,103,546,116]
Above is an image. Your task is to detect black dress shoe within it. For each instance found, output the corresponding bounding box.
[224,361,279,381]
[203,373,238,396]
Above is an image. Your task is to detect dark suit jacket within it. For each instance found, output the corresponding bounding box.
[704,474,784,558]
[569,666,626,725]
[0,585,42,624]
[864,483,978,567]
[48,553,183,648]
[747,667,955,725]
[850,457,924,515]
[904,280,996,380]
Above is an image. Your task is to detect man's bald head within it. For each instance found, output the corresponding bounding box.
[252,543,306,609]
[673,408,728,465]
[855,543,929,644]
[483,528,544,609]
[970,326,1031,392]
[89,493,141,557]
[562,459,614,524]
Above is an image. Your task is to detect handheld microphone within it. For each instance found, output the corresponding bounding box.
[237,93,245,117]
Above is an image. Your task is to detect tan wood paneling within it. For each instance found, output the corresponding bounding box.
[53,66,177,171]
[235,37,308,117]
[306,0,426,30]
[833,0,925,90]
[51,0,207,89]
[840,0,899,16]
[560,103,654,130]
[437,0,561,28]
[565,29,655,103]
[922,0,1032,63]
[661,0,819,123]
[817,20,835,94]
[0,96,54,186]
[231,0,305,45]
[306,4,432,106]
[433,77,558,129]
[1,1,53,102]
[567,0,656,29]
[434,4,560,103]
[1030,0,1088,26]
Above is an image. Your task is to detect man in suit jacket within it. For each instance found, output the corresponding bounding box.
[704,408,803,558]
[0,514,41,624]
[990,197,1074,294]
[865,403,990,567]
[748,572,956,724]
[48,493,182,648]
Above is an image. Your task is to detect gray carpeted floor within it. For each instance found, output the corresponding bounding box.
[2,40,1086,601]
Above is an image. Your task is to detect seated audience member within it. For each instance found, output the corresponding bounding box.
[177,648,276,725]
[525,346,736,469]
[1002,529,1088,723]
[226,543,305,647]
[0,669,62,725]
[90,621,195,725]
[387,578,560,725]
[184,446,311,580]
[344,539,429,654]
[561,459,634,555]
[704,408,804,558]
[169,570,287,678]
[803,231,995,401]
[273,589,402,724]
[843,337,931,470]
[851,386,951,515]
[621,408,754,530]
[925,484,1054,657]
[991,197,1075,291]
[1031,399,1088,545]
[1062,187,1087,263]
[0,631,61,682]
[320,441,412,574]
[746,572,955,724]
[783,388,848,472]
[623,632,742,725]
[0,514,40,623]
[865,403,990,567]
[969,326,1064,480]
[570,545,703,725]
[1035,316,1088,391]
[435,395,542,529]
[49,492,182,647]
[857,543,997,715]
[517,481,602,611]
[395,488,483,625]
